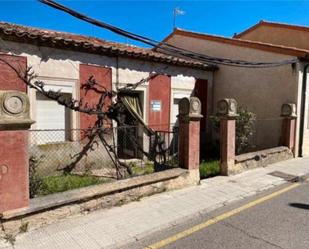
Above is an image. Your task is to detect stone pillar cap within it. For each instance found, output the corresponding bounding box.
[178,97,203,120]
[217,98,238,118]
[0,91,35,130]
[281,103,297,118]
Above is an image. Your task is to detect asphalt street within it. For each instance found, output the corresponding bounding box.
[126,179,309,249]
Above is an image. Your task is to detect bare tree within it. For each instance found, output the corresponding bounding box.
[0,56,170,178]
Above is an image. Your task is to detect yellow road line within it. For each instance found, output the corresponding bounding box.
[145,182,301,249]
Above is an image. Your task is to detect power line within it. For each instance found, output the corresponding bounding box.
[39,0,299,68]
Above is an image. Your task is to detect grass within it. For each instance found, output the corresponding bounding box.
[37,174,107,196]
[199,159,220,179]
[130,161,154,176]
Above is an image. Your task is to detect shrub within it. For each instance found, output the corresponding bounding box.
[199,160,220,179]
[236,108,256,154]
[210,107,256,155]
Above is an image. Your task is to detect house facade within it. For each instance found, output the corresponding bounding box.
[160,28,309,156]
[0,22,215,151]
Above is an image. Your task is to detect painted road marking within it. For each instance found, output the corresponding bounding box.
[145,182,301,249]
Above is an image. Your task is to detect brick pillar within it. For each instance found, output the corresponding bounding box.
[217,99,238,176]
[178,97,203,174]
[0,91,34,213]
[281,103,297,156]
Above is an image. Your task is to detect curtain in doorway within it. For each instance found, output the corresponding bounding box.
[120,95,154,135]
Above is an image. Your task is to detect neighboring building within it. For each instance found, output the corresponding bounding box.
[159,28,309,156]
[234,20,309,50]
[0,22,215,157]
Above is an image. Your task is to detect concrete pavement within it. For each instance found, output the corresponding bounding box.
[1,157,309,249]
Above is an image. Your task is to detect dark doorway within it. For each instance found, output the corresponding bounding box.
[117,91,144,159]
[194,79,208,159]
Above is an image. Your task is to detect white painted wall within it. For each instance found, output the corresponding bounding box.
[1,40,212,131]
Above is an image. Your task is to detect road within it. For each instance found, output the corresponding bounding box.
[126,179,309,249]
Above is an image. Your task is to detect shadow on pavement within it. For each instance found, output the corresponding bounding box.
[289,203,309,210]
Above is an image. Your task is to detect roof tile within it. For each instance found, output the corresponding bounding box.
[0,21,216,71]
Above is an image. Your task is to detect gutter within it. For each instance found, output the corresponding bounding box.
[298,62,309,157]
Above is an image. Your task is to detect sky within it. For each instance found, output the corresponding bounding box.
[1,0,309,48]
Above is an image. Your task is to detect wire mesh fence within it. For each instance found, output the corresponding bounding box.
[209,114,285,156]
[245,117,284,153]
[28,124,179,198]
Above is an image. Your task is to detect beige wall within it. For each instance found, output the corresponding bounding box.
[1,40,212,130]
[165,34,300,149]
[239,25,309,50]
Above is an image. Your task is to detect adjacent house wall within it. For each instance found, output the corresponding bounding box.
[165,34,300,149]
[237,25,309,50]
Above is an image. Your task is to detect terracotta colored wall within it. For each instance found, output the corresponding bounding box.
[148,75,171,131]
[194,79,208,131]
[179,120,201,170]
[0,54,27,92]
[0,55,29,212]
[79,64,112,130]
[0,131,29,212]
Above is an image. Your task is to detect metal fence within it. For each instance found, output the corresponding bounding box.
[28,124,179,198]
[244,118,284,153]
[210,115,284,156]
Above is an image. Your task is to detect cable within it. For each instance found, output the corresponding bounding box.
[39,0,299,68]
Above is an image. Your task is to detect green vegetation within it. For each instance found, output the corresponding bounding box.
[36,174,107,197]
[19,222,29,233]
[199,160,220,179]
[210,108,256,155]
[130,161,154,176]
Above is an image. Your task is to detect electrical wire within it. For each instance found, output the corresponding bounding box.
[39,0,300,68]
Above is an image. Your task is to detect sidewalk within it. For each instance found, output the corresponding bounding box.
[1,157,309,249]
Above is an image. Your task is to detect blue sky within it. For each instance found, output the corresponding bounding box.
[1,1,309,47]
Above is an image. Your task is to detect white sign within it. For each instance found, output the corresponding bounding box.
[151,100,161,112]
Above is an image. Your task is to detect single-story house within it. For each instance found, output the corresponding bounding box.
[159,27,309,156]
[0,22,215,159]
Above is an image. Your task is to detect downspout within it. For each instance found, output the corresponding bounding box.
[298,62,309,157]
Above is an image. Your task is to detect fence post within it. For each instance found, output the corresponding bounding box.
[217,99,238,176]
[281,103,297,156]
[178,97,203,180]
[0,91,34,213]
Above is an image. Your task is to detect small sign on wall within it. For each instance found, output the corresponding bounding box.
[151,100,161,112]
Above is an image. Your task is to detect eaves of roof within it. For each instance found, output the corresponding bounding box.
[0,22,216,71]
[161,28,309,59]
[234,20,309,39]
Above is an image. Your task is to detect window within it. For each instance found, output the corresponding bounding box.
[35,92,72,143]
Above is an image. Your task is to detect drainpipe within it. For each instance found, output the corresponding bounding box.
[298,63,309,157]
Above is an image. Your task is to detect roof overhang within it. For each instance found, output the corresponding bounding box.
[0,22,216,71]
[160,28,309,59]
[234,20,309,39]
